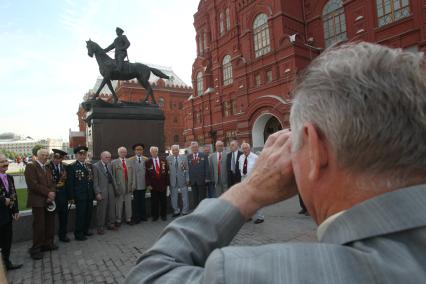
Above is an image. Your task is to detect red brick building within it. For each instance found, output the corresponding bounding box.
[70,67,192,150]
[184,0,426,151]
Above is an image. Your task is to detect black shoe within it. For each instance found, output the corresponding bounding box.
[59,237,71,243]
[6,262,23,270]
[84,231,93,236]
[152,217,158,222]
[42,244,58,251]
[126,221,135,225]
[140,217,148,222]
[172,213,180,218]
[304,211,310,216]
[254,219,264,224]
[298,209,307,215]
[75,236,87,241]
[30,251,44,260]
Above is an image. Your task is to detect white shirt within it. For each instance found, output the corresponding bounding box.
[231,150,239,168]
[239,152,258,178]
[36,160,46,170]
[217,151,224,161]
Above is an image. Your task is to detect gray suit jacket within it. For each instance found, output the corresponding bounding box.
[209,151,228,187]
[93,161,116,195]
[125,184,426,283]
[167,155,189,188]
[111,158,133,195]
[130,155,148,190]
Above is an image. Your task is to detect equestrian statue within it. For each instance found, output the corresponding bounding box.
[86,27,170,104]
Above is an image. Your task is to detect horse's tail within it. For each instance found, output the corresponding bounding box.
[150,67,170,79]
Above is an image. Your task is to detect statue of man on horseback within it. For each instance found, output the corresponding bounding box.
[104,27,130,73]
[86,31,171,105]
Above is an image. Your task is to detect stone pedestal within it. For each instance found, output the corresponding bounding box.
[83,100,165,159]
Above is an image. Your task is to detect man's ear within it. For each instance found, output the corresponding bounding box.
[304,123,328,181]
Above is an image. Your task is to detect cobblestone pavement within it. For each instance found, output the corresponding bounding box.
[7,196,316,283]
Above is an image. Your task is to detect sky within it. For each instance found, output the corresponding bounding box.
[0,0,199,141]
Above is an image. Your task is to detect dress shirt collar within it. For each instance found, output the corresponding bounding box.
[36,160,45,168]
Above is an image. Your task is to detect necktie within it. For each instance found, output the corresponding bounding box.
[231,152,235,173]
[192,153,197,165]
[243,155,248,175]
[218,152,222,179]
[122,159,128,181]
[105,164,113,183]
[155,159,160,175]
[138,156,141,163]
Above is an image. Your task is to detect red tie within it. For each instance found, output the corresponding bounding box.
[218,152,222,178]
[155,159,160,175]
[243,155,248,175]
[122,159,128,181]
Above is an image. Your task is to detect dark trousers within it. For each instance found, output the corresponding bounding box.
[207,182,215,198]
[150,191,167,219]
[133,190,146,221]
[55,189,69,239]
[74,199,92,238]
[191,183,207,209]
[228,172,241,188]
[31,207,55,253]
[299,194,307,211]
[0,221,12,264]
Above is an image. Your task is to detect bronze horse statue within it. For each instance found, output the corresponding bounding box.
[86,39,170,104]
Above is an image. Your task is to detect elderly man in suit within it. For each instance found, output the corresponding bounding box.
[49,149,71,242]
[227,140,243,187]
[203,145,215,198]
[112,146,134,226]
[209,140,228,197]
[146,146,169,221]
[0,154,22,270]
[126,43,426,283]
[93,151,117,235]
[67,146,95,241]
[24,148,56,260]
[167,145,189,217]
[130,143,148,223]
[187,141,209,208]
[24,149,58,260]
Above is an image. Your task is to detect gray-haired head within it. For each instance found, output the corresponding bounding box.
[290,42,426,178]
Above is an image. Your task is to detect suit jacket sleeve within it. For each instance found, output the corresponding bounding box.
[208,155,214,183]
[24,163,52,197]
[126,199,244,283]
[204,154,209,182]
[93,164,101,195]
[66,165,76,200]
[145,160,151,188]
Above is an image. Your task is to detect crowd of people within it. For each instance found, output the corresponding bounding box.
[0,138,263,270]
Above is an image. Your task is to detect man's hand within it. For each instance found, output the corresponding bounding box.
[221,130,298,219]
[13,213,20,221]
[96,193,103,201]
[5,198,10,207]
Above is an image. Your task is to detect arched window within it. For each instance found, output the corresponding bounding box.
[223,55,233,86]
[376,0,410,27]
[323,0,347,47]
[197,72,203,97]
[198,36,203,55]
[203,32,208,51]
[253,13,271,58]
[219,12,225,36]
[226,8,231,31]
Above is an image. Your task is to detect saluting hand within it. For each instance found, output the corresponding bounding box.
[221,130,298,219]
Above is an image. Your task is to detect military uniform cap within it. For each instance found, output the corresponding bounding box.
[52,149,67,158]
[132,143,145,150]
[116,27,124,33]
[74,145,89,154]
